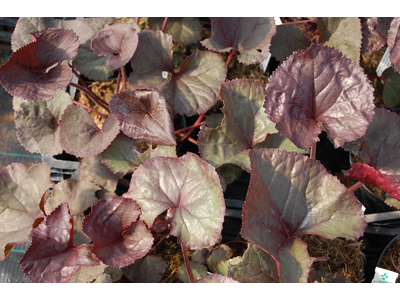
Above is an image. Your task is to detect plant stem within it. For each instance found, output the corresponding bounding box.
[178,113,205,142]
[148,235,167,255]
[226,50,235,68]
[310,143,316,159]
[181,244,194,283]
[116,71,121,93]
[177,133,197,145]
[349,181,364,192]
[175,121,205,134]
[281,17,318,26]
[161,17,169,33]
[72,100,108,118]
[224,240,248,246]
[120,66,128,90]
[136,17,140,25]
[69,82,110,114]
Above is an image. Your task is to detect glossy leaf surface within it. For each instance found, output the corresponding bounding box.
[14,90,72,157]
[201,17,276,64]
[20,203,100,283]
[0,28,79,102]
[91,23,139,70]
[198,79,277,172]
[0,163,52,261]
[125,153,225,250]
[101,133,176,174]
[59,104,120,157]
[264,43,375,150]
[110,89,176,146]
[128,30,226,116]
[82,196,153,268]
[241,148,366,282]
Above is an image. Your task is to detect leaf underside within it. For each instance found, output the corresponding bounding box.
[264,43,375,150]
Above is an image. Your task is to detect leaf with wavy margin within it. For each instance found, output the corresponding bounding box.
[0,163,52,261]
[128,30,226,116]
[387,17,400,73]
[20,203,100,283]
[264,43,375,151]
[91,23,139,70]
[201,17,276,65]
[59,104,120,157]
[0,28,79,102]
[101,133,176,175]
[82,196,153,268]
[110,89,176,145]
[360,17,387,54]
[148,17,202,44]
[241,148,366,282]
[124,153,225,250]
[198,79,277,172]
[14,90,72,157]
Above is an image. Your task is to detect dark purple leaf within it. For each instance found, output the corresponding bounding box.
[128,30,226,116]
[382,67,400,108]
[59,104,120,157]
[227,243,279,283]
[196,274,239,283]
[148,17,202,44]
[82,196,153,268]
[14,90,72,157]
[201,17,276,65]
[264,43,375,150]
[198,79,277,172]
[0,163,52,261]
[316,17,362,62]
[0,28,79,102]
[241,148,366,282]
[91,23,139,70]
[270,23,309,62]
[360,107,400,182]
[360,18,387,54]
[101,133,177,175]
[344,163,400,201]
[20,203,100,283]
[387,18,400,73]
[110,89,176,146]
[122,255,166,283]
[124,153,225,250]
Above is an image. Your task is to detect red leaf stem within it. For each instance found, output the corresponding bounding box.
[72,100,108,118]
[281,17,318,26]
[161,17,169,33]
[69,82,110,113]
[181,244,194,283]
[175,121,205,134]
[116,71,121,93]
[178,113,205,142]
[136,17,140,25]
[348,181,364,192]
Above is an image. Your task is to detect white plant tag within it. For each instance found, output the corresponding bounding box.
[372,267,399,283]
[376,47,391,77]
[259,17,281,73]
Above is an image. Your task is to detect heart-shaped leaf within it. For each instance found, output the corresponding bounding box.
[82,196,153,268]
[201,17,276,65]
[110,89,176,146]
[264,43,375,150]
[101,133,177,175]
[128,30,226,116]
[241,148,366,282]
[14,90,72,157]
[148,17,202,44]
[91,23,139,70]
[344,163,400,201]
[359,107,400,182]
[0,28,79,102]
[316,17,362,62]
[0,163,52,261]
[72,41,114,81]
[388,18,400,73]
[20,203,100,283]
[227,243,279,283]
[122,255,166,283]
[59,104,120,157]
[124,153,225,250]
[198,79,277,172]
[382,67,400,108]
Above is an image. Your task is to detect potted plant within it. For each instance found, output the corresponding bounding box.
[0,16,399,283]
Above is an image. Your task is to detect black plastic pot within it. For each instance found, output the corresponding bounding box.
[374,234,400,282]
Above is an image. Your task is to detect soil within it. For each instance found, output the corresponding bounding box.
[303,235,365,283]
[378,236,400,283]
